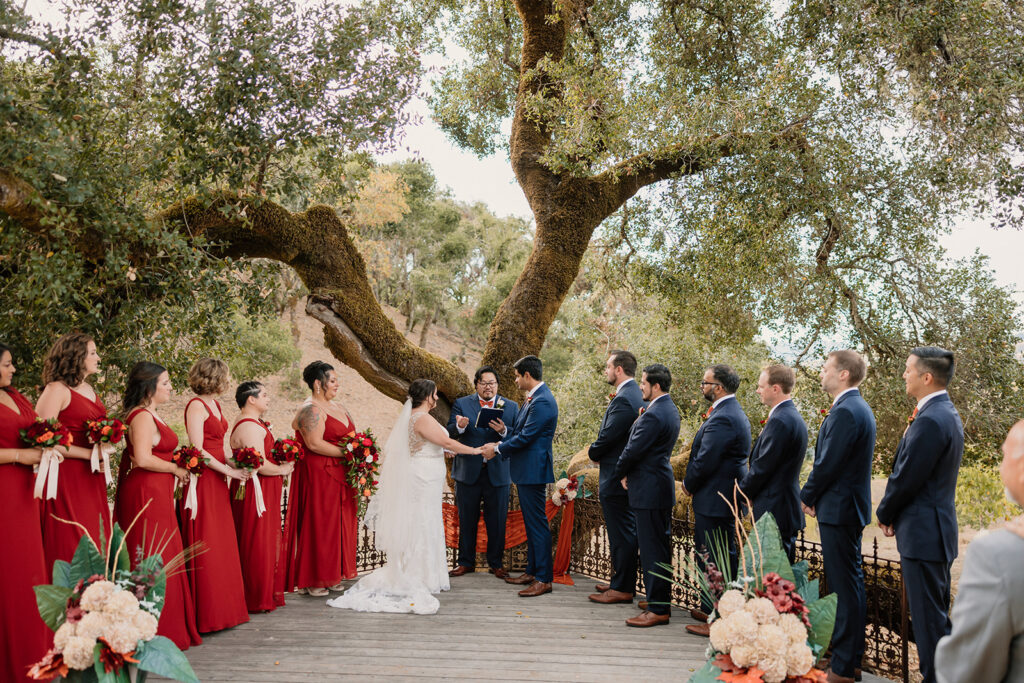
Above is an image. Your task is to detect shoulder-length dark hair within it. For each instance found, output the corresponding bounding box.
[122,361,166,415]
[42,332,94,387]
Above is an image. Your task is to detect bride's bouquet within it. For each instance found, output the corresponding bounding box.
[339,430,381,518]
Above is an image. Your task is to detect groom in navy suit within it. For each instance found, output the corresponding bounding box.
[800,350,876,683]
[611,363,681,627]
[481,355,557,597]
[876,347,963,683]
[446,366,520,579]
[739,364,807,563]
[588,350,645,604]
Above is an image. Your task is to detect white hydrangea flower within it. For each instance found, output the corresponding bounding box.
[79,580,117,612]
[745,596,780,625]
[132,610,158,641]
[63,636,96,670]
[755,623,789,660]
[716,590,746,619]
[786,641,816,676]
[53,621,76,651]
[75,611,109,641]
[708,617,735,651]
[730,643,758,668]
[760,656,788,683]
[726,610,759,646]
[102,589,140,620]
[777,612,809,644]
[103,622,143,654]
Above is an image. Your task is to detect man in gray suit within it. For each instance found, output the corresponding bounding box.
[934,420,1024,682]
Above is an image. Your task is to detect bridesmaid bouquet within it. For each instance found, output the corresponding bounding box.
[270,437,303,464]
[339,430,381,518]
[172,445,205,519]
[21,417,72,500]
[28,522,198,682]
[85,417,126,486]
[229,447,266,515]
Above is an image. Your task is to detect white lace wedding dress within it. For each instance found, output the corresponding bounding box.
[326,403,450,614]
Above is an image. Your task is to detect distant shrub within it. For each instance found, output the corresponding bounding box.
[956,463,1017,529]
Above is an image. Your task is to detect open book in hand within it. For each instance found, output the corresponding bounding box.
[475,407,504,429]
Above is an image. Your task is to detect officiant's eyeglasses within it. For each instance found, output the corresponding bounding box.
[476,380,498,387]
[699,381,722,387]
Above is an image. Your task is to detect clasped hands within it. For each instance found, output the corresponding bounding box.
[479,443,498,461]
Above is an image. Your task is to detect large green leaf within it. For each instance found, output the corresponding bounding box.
[742,513,795,585]
[34,585,72,631]
[70,534,107,584]
[135,636,199,683]
[51,559,74,589]
[799,578,821,604]
[791,560,809,593]
[687,659,723,681]
[806,593,839,654]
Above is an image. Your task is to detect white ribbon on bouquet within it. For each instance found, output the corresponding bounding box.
[250,471,267,517]
[90,442,115,486]
[33,447,64,499]
[183,472,200,520]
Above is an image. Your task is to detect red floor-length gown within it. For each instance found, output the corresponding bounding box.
[179,398,249,632]
[229,418,286,612]
[290,412,357,588]
[41,388,112,570]
[112,408,202,651]
[0,388,52,683]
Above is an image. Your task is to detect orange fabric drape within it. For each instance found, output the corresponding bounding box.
[442,499,575,585]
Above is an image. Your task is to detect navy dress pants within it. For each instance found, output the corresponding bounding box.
[819,522,866,678]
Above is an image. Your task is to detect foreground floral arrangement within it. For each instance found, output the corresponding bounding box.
[28,519,199,683]
[680,490,837,682]
[339,429,380,517]
[551,475,581,506]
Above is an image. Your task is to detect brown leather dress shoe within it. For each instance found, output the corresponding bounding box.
[825,671,855,683]
[504,573,535,585]
[448,565,473,577]
[690,608,709,623]
[637,600,648,610]
[518,581,552,597]
[489,567,509,579]
[626,611,670,627]
[685,623,710,637]
[594,583,610,593]
[588,589,634,604]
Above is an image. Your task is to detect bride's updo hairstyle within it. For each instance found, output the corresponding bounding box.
[302,360,334,393]
[408,379,436,408]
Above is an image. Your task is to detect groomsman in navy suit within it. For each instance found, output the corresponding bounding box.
[739,364,808,563]
[611,364,681,627]
[446,366,520,579]
[587,350,645,604]
[481,355,557,597]
[800,350,876,683]
[683,363,750,633]
[876,347,964,683]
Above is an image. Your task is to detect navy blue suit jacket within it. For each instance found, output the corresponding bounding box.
[876,393,963,563]
[498,383,557,486]
[739,400,807,537]
[588,380,645,499]
[611,394,681,510]
[800,389,876,527]
[683,397,751,518]
[447,394,519,486]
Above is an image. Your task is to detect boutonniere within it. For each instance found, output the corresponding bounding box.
[818,408,830,428]
[907,407,918,426]
[607,392,616,401]
[496,398,505,409]
[759,419,767,426]
[701,408,713,421]
[638,407,645,416]
[525,396,533,403]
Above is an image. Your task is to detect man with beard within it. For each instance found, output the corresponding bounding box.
[682,364,750,636]
[588,350,645,604]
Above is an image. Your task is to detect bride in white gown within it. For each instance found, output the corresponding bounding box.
[326,379,484,614]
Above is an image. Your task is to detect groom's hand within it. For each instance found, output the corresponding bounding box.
[480,443,497,460]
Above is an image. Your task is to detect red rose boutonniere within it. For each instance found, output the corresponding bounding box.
[607,392,616,401]
[638,407,645,416]
[759,419,767,426]
[907,407,918,425]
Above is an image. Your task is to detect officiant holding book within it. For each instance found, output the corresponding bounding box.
[446,366,520,579]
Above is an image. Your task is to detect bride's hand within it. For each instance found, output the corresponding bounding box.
[443,450,456,458]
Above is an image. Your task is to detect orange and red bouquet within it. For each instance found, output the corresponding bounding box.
[171,445,205,499]
[339,430,381,518]
[270,437,303,464]
[20,418,72,449]
[85,417,126,445]
[230,447,264,500]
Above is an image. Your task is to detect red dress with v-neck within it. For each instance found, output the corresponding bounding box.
[112,407,202,650]
[289,411,357,588]
[179,398,249,632]
[41,386,111,570]
[0,388,52,683]
[229,418,286,612]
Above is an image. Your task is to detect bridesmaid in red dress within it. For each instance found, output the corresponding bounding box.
[0,343,53,683]
[111,361,202,651]
[229,381,295,612]
[35,333,112,569]
[288,360,357,597]
[180,358,249,632]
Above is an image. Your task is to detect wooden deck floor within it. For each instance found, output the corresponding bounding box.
[165,572,893,682]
